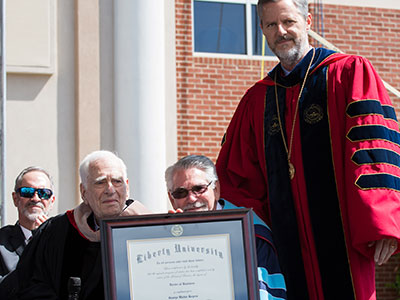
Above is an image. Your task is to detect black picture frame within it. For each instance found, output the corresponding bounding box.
[100,208,260,300]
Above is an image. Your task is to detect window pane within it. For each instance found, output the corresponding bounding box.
[194,1,246,54]
[251,4,274,56]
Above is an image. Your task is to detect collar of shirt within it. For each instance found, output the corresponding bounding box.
[19,223,32,243]
[87,212,100,231]
[216,199,224,210]
[281,65,291,76]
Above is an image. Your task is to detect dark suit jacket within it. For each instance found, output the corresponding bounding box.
[0,223,26,280]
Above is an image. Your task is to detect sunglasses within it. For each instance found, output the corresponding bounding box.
[17,187,53,200]
[170,181,213,199]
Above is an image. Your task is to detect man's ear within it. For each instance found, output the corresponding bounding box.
[49,195,56,209]
[214,180,221,200]
[12,191,19,207]
[126,178,130,199]
[306,12,312,31]
[80,183,86,203]
[167,192,177,210]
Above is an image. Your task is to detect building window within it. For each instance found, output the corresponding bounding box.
[193,0,274,57]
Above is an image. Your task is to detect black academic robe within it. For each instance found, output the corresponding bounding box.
[12,212,103,300]
[0,223,26,278]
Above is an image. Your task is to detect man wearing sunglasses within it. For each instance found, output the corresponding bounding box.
[0,166,55,281]
[165,155,287,299]
[4,150,150,300]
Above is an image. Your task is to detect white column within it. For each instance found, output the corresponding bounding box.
[113,0,176,213]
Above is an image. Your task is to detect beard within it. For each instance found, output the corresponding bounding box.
[22,202,48,222]
[269,32,310,69]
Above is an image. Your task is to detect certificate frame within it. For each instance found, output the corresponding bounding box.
[100,208,260,300]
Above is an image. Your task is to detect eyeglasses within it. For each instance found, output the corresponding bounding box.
[17,187,53,200]
[170,181,213,199]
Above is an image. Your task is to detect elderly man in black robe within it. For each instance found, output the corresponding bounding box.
[2,150,150,300]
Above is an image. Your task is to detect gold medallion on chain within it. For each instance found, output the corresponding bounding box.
[274,48,315,180]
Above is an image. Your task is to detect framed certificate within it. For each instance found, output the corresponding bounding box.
[100,208,259,300]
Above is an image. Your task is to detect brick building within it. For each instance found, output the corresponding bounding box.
[176,0,400,298]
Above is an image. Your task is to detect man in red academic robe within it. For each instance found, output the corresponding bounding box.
[216,0,400,299]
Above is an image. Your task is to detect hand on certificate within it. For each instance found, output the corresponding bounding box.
[368,238,398,265]
[168,208,184,214]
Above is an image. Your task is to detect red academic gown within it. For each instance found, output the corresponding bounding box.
[216,48,400,300]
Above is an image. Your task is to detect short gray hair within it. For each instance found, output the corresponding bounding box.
[257,0,309,23]
[14,166,54,191]
[79,150,127,188]
[165,155,218,191]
